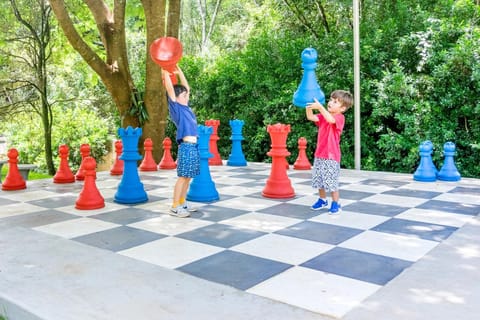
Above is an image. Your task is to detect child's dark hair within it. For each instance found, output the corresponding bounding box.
[331,90,353,110]
[174,84,187,97]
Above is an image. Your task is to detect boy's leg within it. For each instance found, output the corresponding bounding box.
[319,189,327,199]
[311,159,329,210]
[331,190,339,202]
[173,177,188,207]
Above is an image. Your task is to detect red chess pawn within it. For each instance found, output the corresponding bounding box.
[293,137,312,170]
[158,137,177,169]
[2,148,26,191]
[262,123,295,199]
[75,144,91,181]
[139,138,158,171]
[75,157,105,210]
[53,144,75,183]
[205,119,222,165]
[110,140,124,175]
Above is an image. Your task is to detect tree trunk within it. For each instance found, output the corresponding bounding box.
[142,0,177,162]
[49,0,179,162]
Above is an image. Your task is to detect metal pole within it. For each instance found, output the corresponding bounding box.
[353,0,361,170]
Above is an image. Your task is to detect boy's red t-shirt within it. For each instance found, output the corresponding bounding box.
[314,113,345,163]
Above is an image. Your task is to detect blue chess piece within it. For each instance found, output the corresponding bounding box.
[424,140,438,175]
[187,125,219,202]
[413,140,437,182]
[227,119,247,166]
[293,47,325,107]
[437,141,461,181]
[114,126,148,204]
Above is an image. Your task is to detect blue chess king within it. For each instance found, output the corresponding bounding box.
[293,47,325,107]
[437,141,461,181]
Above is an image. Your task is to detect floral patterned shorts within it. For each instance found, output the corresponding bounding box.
[177,142,200,178]
[312,158,340,192]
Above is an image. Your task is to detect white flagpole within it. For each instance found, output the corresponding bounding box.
[353,0,361,170]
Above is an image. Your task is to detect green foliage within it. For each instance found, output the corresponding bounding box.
[1,107,114,172]
[181,0,480,178]
[128,90,149,126]
[184,30,321,164]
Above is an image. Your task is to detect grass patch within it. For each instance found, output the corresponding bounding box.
[1,165,51,181]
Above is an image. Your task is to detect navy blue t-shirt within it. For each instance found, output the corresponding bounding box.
[167,97,198,143]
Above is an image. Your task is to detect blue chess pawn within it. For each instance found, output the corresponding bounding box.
[187,125,219,202]
[293,47,325,107]
[114,126,148,204]
[413,140,437,182]
[424,140,438,175]
[437,141,461,181]
[227,119,247,166]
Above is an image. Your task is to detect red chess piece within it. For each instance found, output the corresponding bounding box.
[110,140,124,175]
[75,157,105,210]
[205,119,222,165]
[139,138,158,171]
[149,37,183,84]
[2,148,26,191]
[158,137,177,169]
[75,144,91,181]
[262,123,295,199]
[293,137,312,170]
[53,144,75,183]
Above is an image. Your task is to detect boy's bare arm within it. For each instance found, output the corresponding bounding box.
[175,66,190,93]
[162,69,176,101]
[305,105,318,122]
[310,98,336,124]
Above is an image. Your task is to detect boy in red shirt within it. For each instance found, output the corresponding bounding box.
[306,90,353,214]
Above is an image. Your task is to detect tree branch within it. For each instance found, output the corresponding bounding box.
[49,0,110,81]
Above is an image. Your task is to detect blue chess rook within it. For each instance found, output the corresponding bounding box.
[227,119,247,166]
[413,140,437,182]
[187,125,219,202]
[293,47,325,107]
[437,141,461,181]
[114,126,148,204]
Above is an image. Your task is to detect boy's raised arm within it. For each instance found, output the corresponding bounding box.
[162,69,176,101]
[175,66,190,93]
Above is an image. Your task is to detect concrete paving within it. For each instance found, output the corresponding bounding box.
[1,165,479,320]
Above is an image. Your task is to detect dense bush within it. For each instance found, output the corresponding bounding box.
[1,106,114,172]
[180,1,480,178]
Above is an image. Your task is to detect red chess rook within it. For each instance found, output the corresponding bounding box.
[205,119,222,165]
[262,123,295,199]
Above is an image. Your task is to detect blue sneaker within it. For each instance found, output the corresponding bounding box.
[311,198,328,210]
[329,201,341,214]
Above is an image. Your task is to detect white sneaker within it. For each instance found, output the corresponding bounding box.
[169,206,190,218]
[182,202,197,212]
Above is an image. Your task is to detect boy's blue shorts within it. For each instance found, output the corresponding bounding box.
[177,142,200,178]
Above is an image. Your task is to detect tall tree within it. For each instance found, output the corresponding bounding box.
[0,0,56,174]
[48,0,181,161]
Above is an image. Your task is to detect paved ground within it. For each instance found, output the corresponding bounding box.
[1,162,479,320]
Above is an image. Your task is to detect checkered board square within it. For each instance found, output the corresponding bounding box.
[1,162,479,318]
